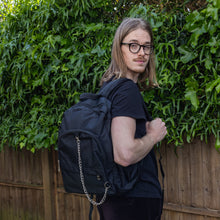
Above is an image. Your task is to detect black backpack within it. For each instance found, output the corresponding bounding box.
[58,78,140,206]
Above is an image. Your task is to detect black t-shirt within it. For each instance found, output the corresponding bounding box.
[107,78,162,198]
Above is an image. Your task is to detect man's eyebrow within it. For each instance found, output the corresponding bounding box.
[129,39,138,43]
[128,39,151,44]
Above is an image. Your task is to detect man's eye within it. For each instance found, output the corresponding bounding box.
[144,46,151,49]
[130,44,139,49]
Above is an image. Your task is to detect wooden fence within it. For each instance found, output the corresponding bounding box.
[0,135,220,220]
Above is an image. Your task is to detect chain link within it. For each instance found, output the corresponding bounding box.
[75,136,110,206]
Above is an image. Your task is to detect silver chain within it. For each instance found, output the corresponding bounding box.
[75,136,110,206]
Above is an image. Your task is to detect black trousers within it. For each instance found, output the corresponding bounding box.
[97,196,162,220]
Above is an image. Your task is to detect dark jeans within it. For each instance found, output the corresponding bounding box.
[97,196,162,220]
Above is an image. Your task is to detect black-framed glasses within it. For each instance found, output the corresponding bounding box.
[121,42,154,55]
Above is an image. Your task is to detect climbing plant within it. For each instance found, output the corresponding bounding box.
[0,0,219,152]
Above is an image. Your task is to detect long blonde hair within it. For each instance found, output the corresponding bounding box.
[100,18,158,90]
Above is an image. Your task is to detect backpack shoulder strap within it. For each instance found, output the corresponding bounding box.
[99,78,129,98]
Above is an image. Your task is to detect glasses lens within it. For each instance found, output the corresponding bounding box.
[144,46,153,55]
[129,43,140,53]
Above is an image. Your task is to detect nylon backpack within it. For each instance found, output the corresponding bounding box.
[58,78,140,207]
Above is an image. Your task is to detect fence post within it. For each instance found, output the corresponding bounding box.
[42,149,56,220]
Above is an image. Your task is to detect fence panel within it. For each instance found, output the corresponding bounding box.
[160,136,220,219]
[0,147,44,220]
[0,136,220,220]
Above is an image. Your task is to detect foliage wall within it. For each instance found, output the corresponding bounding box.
[0,0,219,152]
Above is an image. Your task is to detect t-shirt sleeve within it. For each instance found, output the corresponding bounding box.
[110,80,146,120]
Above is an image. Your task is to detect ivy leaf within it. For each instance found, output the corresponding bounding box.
[185,76,200,110]
[205,57,213,70]
[84,23,103,34]
[32,79,42,89]
[206,77,220,93]
[20,142,25,149]
[216,84,220,93]
[34,132,47,143]
[22,74,29,83]
[60,48,72,56]
[91,45,105,57]
[215,0,220,8]
[190,25,207,47]
[185,90,199,110]
[208,36,219,54]
[178,46,197,63]
[206,6,218,21]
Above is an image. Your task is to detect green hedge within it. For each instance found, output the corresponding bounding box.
[0,0,219,152]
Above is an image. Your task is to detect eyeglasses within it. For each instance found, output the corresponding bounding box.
[121,42,154,55]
